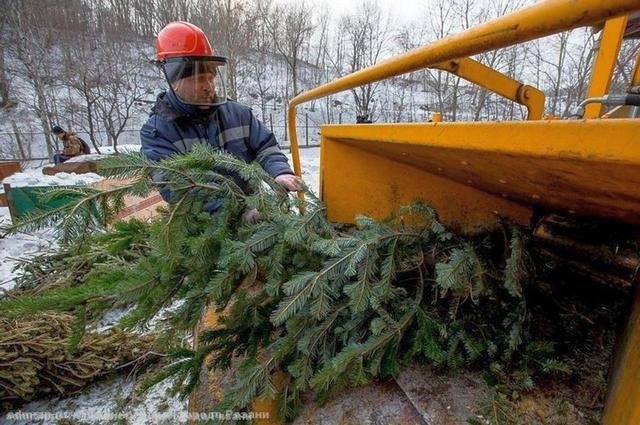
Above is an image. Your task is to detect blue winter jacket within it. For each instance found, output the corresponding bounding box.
[140,91,293,211]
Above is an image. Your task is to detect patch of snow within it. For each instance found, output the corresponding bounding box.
[93,144,142,155]
[143,300,186,333]
[2,376,188,425]
[0,207,56,293]
[125,378,188,425]
[286,146,320,196]
[65,144,142,163]
[2,169,103,188]
[94,305,137,333]
[94,301,186,335]
[65,153,111,163]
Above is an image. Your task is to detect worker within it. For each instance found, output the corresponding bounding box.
[51,125,90,164]
[140,21,302,222]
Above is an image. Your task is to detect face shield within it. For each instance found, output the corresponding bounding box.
[161,56,228,107]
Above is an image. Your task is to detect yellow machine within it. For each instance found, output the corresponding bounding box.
[192,0,640,423]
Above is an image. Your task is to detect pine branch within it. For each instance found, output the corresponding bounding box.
[1,144,555,421]
[504,228,531,298]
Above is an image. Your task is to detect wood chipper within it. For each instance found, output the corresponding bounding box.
[191,0,640,423]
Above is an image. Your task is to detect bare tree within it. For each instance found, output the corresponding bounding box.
[309,5,332,119]
[452,0,519,120]
[0,43,11,108]
[536,31,572,115]
[9,120,32,160]
[341,1,392,121]
[59,33,106,153]
[131,0,156,36]
[210,0,256,100]
[557,29,597,115]
[6,2,60,159]
[94,43,147,152]
[260,0,315,97]
[612,39,640,92]
[0,13,12,108]
[422,0,461,120]
[244,3,276,122]
[154,0,194,29]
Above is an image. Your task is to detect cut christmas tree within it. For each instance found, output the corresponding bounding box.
[0,145,628,424]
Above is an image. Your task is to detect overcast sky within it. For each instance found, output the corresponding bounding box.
[324,0,426,23]
[275,0,428,24]
[272,0,541,26]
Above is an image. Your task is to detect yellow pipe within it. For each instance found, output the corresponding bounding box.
[433,58,545,120]
[287,0,640,176]
[585,15,628,118]
[632,52,640,86]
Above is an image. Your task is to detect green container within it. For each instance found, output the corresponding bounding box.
[4,184,79,222]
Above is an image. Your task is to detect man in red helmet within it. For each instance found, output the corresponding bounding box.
[141,21,303,221]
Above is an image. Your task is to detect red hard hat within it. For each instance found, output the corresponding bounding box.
[156,21,214,60]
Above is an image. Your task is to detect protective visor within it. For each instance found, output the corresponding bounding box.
[162,56,228,107]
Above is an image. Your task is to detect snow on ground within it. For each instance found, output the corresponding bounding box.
[286,145,321,196]
[66,144,144,163]
[91,144,143,155]
[0,207,57,293]
[0,164,105,291]
[2,144,140,189]
[0,147,322,424]
[5,376,188,425]
[3,169,103,188]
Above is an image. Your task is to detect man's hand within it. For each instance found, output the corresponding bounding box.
[241,208,261,224]
[275,174,304,192]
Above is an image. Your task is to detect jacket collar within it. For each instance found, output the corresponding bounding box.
[151,91,218,122]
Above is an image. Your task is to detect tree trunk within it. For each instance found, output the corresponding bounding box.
[0,43,9,107]
[10,120,28,160]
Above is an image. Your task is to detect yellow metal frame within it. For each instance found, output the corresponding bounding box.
[585,15,629,118]
[433,57,545,120]
[632,52,640,86]
[287,0,640,176]
[603,287,640,424]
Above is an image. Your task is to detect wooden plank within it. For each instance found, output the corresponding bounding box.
[91,177,165,222]
[0,161,21,180]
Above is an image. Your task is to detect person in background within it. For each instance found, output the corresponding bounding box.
[51,125,90,164]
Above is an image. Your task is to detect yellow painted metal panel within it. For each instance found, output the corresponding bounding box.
[320,120,640,227]
[321,137,533,234]
[585,16,628,118]
[602,289,640,425]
